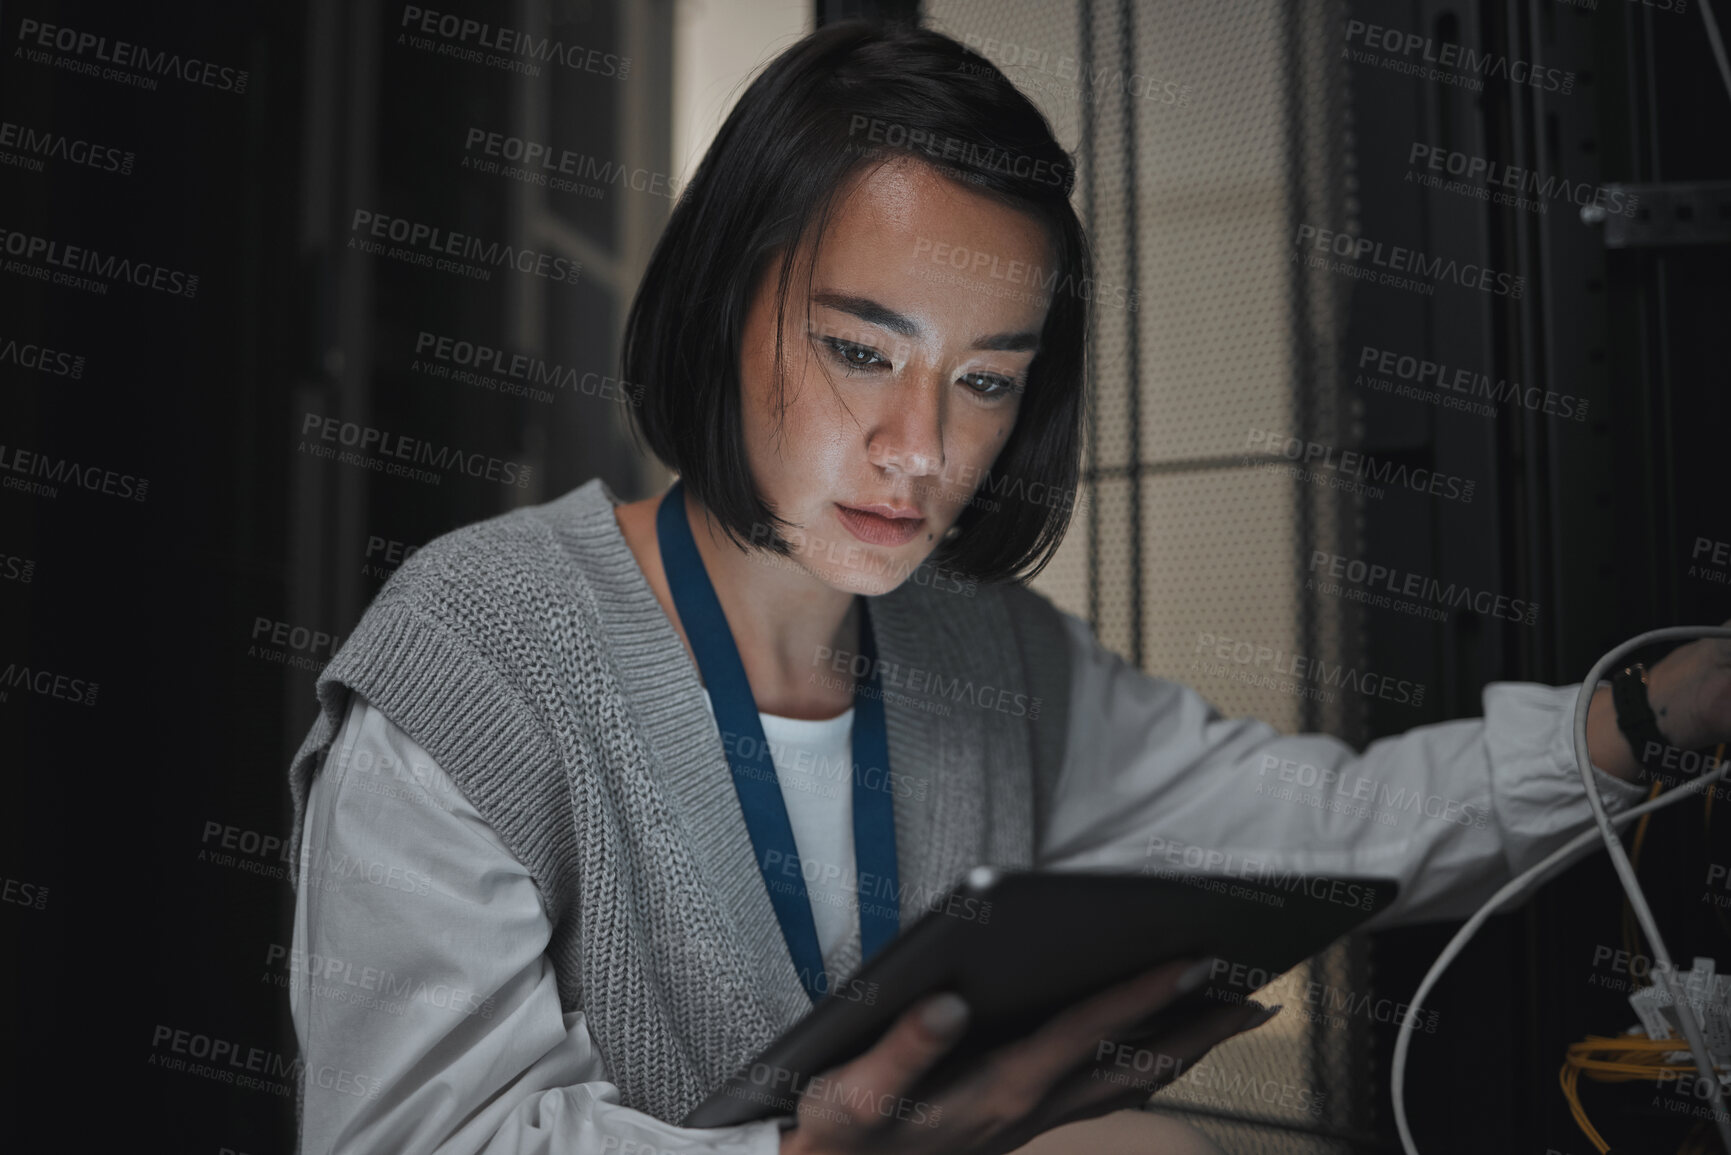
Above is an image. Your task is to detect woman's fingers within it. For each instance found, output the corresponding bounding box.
[926,957,1211,1127]
[1034,1000,1279,1132]
[781,961,1252,1154]
[1001,958,1214,1084]
[797,992,971,1135]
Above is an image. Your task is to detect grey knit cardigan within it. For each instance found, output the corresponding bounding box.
[286,478,1075,1125]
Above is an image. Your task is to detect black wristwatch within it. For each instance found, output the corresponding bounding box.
[1611,662,1673,782]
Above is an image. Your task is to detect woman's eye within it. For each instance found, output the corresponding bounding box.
[960,371,1019,399]
[823,338,889,372]
[820,336,1019,398]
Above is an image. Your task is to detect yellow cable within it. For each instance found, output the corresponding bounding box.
[1623,780,1666,981]
[1560,1059,1611,1154]
[1566,746,1731,1152]
[1562,1033,1706,1152]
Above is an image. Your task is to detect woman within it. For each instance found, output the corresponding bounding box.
[285,20,1731,1155]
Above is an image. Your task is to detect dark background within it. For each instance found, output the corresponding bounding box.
[1,1,1728,1152]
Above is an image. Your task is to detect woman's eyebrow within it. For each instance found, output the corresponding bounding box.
[811,291,1041,353]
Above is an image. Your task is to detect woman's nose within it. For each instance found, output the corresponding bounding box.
[866,375,945,477]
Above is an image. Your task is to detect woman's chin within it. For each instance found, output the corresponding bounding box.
[819,565,909,598]
[793,555,922,599]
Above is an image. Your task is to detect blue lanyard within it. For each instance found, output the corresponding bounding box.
[655,480,900,1003]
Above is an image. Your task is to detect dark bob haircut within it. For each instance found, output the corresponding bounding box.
[622,19,1091,584]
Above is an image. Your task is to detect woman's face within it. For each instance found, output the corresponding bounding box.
[737,156,1055,596]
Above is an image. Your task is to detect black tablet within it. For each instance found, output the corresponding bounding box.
[682,865,1398,1128]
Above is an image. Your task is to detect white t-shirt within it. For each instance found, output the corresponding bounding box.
[706,688,859,966]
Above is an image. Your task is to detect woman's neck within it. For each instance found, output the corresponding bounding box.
[614,486,861,720]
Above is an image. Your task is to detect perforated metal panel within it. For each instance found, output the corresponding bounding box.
[924,1,1367,1149]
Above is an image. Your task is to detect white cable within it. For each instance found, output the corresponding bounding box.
[1391,754,1728,1152]
[1699,0,1731,114]
[1570,628,1731,1155]
[1393,626,1731,1155]
[1392,11,1731,1151]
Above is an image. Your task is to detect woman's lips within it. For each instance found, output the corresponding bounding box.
[834,503,926,547]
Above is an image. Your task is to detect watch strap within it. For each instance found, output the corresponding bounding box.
[1611,662,1672,781]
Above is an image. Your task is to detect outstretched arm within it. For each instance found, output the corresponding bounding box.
[1036,610,1673,929]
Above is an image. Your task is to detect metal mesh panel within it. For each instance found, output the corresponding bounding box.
[1136,468,1302,728]
[926,0,1366,1149]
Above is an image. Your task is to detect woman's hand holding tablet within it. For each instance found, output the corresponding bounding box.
[777,958,1275,1155]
